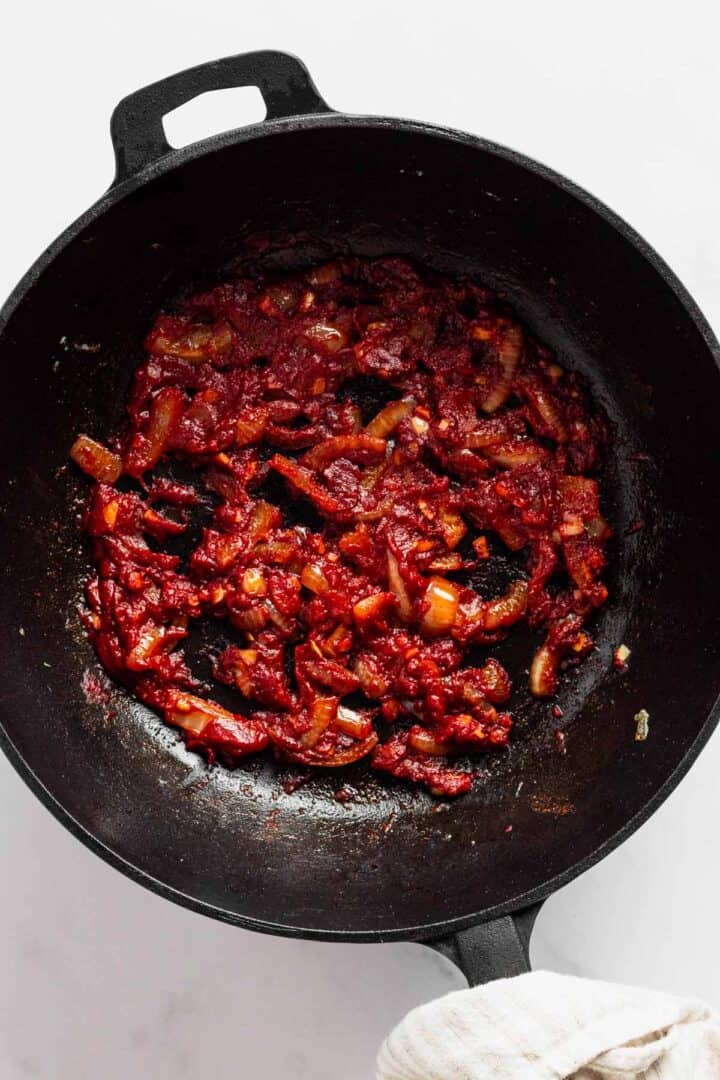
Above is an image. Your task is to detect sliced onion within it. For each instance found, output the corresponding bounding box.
[231,657,254,696]
[300,696,337,748]
[353,591,395,627]
[525,381,567,442]
[446,714,490,746]
[421,576,460,637]
[356,499,393,522]
[469,437,502,454]
[242,568,267,596]
[301,434,386,470]
[438,507,467,550]
[70,435,123,483]
[269,454,344,516]
[466,432,504,450]
[478,658,511,703]
[151,322,232,360]
[258,539,296,565]
[347,404,363,433]
[301,563,330,594]
[359,461,388,492]
[238,648,258,665]
[365,398,415,438]
[465,413,523,449]
[338,524,371,557]
[287,733,379,767]
[321,624,354,657]
[303,321,349,354]
[248,501,279,544]
[387,549,413,622]
[529,643,558,697]
[558,514,585,538]
[236,409,268,447]
[126,625,167,671]
[124,387,184,477]
[335,705,372,739]
[265,600,291,631]
[484,437,550,469]
[229,606,269,633]
[353,656,390,698]
[428,553,463,572]
[408,728,447,756]
[461,683,485,706]
[483,580,528,630]
[481,324,523,414]
[166,692,234,735]
[214,534,246,570]
[302,655,359,694]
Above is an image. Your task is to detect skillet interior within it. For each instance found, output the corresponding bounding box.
[1,121,718,938]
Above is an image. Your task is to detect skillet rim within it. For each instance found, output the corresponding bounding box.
[1,111,719,942]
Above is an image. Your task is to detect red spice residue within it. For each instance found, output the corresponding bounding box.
[281,771,312,795]
[81,668,111,706]
[530,793,575,816]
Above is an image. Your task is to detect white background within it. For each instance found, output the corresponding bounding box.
[2,2,720,1077]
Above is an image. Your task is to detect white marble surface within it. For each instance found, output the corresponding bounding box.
[2,2,720,1076]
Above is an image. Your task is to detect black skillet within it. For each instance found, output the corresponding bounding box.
[1,51,719,987]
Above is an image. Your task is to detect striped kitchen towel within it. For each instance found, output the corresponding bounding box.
[377,971,720,1078]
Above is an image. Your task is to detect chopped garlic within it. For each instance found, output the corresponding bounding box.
[634,709,650,741]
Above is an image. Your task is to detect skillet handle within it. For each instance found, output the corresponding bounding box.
[424,903,542,987]
[110,50,332,184]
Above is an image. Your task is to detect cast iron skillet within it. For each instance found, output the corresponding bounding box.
[1,50,719,986]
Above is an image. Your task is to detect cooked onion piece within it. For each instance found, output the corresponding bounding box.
[480,324,523,413]
[529,644,559,698]
[387,549,414,622]
[70,435,123,483]
[421,577,460,637]
[365,398,416,438]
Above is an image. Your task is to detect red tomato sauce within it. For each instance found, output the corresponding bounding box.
[70,257,611,796]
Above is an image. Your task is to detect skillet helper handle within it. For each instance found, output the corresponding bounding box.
[425,904,542,987]
[110,50,332,184]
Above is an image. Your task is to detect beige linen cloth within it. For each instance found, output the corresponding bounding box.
[377,971,720,1079]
